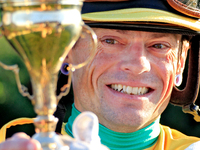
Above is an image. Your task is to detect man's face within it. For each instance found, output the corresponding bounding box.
[68,28,185,132]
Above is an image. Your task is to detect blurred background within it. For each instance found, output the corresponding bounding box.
[0,35,200,139]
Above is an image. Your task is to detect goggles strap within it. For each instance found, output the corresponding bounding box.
[170,35,200,121]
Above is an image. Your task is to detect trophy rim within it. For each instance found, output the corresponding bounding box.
[0,0,83,6]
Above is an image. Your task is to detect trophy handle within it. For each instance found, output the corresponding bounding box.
[0,62,33,100]
[70,24,97,70]
[56,68,73,101]
[57,24,97,101]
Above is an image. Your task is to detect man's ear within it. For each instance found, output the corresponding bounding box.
[174,40,190,87]
[176,40,190,75]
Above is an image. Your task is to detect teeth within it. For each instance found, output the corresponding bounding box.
[114,84,117,90]
[132,87,137,95]
[138,87,142,95]
[111,84,149,95]
[126,86,132,94]
[118,84,123,92]
[123,85,126,93]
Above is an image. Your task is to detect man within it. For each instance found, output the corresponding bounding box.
[1,0,200,149]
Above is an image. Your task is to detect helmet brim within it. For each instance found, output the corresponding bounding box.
[82,8,200,34]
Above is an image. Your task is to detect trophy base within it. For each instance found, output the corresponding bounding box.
[32,115,69,150]
[32,132,68,150]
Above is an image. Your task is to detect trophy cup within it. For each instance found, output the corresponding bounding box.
[0,0,98,149]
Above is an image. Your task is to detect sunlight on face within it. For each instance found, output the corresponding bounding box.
[69,28,186,132]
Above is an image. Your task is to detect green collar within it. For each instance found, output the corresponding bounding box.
[65,104,160,150]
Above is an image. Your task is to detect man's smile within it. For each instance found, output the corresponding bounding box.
[110,84,150,95]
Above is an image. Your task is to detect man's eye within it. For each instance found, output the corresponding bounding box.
[104,39,118,44]
[152,44,168,49]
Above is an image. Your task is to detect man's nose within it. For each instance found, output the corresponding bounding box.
[119,44,151,75]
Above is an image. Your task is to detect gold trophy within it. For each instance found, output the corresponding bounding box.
[0,0,97,149]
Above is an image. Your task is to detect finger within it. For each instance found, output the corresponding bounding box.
[12,132,31,140]
[0,135,41,150]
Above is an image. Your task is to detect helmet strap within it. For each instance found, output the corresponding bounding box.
[170,35,200,121]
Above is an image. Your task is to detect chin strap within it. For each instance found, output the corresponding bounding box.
[170,35,200,122]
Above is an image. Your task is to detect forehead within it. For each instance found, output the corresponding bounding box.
[92,28,181,40]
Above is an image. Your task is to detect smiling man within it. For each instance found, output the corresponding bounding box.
[1,0,200,150]
[70,29,183,133]
[62,28,193,149]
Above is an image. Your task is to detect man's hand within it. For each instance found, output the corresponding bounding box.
[0,132,41,150]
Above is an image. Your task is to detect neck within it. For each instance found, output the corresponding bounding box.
[99,118,158,133]
[65,104,160,150]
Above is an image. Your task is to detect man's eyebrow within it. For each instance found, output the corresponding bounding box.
[115,29,129,34]
[149,33,179,40]
[115,30,179,39]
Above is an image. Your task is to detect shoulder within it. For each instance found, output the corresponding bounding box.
[161,125,194,139]
[156,125,200,150]
[185,141,200,150]
[61,122,68,135]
